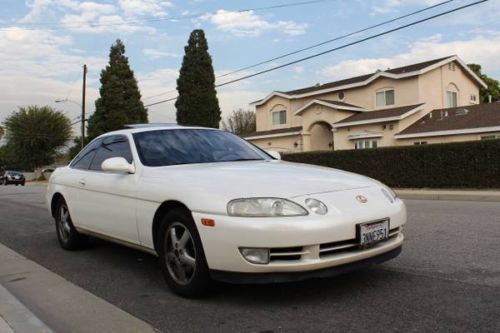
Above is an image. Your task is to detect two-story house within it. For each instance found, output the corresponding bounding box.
[245,55,499,152]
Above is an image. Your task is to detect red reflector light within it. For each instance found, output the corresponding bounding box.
[201,218,215,227]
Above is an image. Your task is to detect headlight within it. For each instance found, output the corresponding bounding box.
[227,198,308,217]
[305,198,328,215]
[380,185,397,203]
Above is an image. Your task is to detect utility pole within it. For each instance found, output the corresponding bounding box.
[81,64,87,149]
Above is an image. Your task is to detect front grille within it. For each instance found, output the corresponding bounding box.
[269,246,308,262]
[267,226,402,263]
[319,226,401,258]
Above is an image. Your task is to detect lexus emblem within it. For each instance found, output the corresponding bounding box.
[356,195,368,203]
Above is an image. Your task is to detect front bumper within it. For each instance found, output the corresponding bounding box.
[211,245,402,284]
[193,188,406,275]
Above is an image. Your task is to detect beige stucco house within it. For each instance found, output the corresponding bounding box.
[245,55,500,152]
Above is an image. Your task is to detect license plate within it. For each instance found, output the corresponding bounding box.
[14,176,20,180]
[358,220,389,246]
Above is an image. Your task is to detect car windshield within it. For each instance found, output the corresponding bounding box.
[133,129,270,167]
[7,171,22,176]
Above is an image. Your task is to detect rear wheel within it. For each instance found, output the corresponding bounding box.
[158,208,211,297]
[55,198,87,250]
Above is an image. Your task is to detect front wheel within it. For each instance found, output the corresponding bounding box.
[158,208,211,297]
[55,198,87,250]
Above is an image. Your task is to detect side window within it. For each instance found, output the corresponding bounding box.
[89,135,133,171]
[70,139,102,170]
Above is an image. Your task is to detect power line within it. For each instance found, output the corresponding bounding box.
[143,0,454,102]
[0,0,336,32]
[144,0,487,107]
[217,0,455,78]
[216,0,487,87]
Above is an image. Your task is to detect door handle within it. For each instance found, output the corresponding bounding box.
[79,179,86,186]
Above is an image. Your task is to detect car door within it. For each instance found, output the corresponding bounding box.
[65,138,102,228]
[77,135,140,244]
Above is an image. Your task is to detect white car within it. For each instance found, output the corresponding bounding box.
[47,125,406,297]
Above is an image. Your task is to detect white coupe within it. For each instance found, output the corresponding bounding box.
[47,125,406,297]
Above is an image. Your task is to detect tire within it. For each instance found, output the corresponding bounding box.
[3,179,7,185]
[157,208,211,298]
[55,198,87,250]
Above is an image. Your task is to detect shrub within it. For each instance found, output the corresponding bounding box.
[282,139,500,188]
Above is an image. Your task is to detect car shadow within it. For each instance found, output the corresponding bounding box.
[82,236,401,305]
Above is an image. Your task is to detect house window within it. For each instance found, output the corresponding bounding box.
[470,94,477,103]
[376,89,395,107]
[414,141,428,145]
[354,139,378,149]
[272,110,286,125]
[446,91,458,108]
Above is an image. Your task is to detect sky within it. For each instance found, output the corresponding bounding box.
[0,0,499,133]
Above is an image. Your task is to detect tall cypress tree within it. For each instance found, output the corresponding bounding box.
[87,39,148,139]
[176,30,221,128]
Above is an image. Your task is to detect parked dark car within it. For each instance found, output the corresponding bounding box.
[2,171,25,186]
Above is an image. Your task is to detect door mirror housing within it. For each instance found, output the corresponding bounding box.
[267,150,281,160]
[101,157,135,174]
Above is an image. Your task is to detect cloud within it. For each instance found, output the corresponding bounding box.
[322,34,500,80]
[118,0,173,18]
[20,0,79,23]
[143,48,179,59]
[58,1,157,33]
[20,1,161,34]
[203,10,307,37]
[372,0,446,14]
[0,27,105,126]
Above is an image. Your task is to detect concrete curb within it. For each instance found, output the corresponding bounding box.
[0,284,53,333]
[395,189,500,202]
[0,243,158,333]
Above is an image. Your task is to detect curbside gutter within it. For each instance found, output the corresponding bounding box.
[395,189,500,202]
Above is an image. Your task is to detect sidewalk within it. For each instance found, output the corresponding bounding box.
[0,243,158,333]
[395,189,500,202]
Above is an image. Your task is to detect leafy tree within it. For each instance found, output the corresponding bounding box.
[0,126,4,140]
[176,29,221,128]
[468,64,500,103]
[68,136,90,159]
[0,144,18,167]
[3,106,72,170]
[87,39,148,139]
[222,109,256,136]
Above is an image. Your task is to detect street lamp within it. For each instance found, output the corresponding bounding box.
[55,99,81,108]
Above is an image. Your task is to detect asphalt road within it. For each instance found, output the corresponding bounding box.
[0,185,499,332]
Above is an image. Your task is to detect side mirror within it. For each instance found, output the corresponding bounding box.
[267,150,281,160]
[101,157,135,174]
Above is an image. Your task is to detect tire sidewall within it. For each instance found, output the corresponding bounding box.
[55,198,85,250]
[158,208,210,297]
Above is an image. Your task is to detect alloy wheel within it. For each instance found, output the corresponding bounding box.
[58,205,72,242]
[165,222,197,285]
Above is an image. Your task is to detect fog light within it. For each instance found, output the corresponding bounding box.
[239,248,269,265]
[305,198,328,215]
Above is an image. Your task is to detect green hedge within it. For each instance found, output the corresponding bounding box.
[282,139,500,188]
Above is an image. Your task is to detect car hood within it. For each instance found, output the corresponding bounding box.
[141,160,376,199]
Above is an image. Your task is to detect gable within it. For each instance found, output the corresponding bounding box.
[251,56,487,107]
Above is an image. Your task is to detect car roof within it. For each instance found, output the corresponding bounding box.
[99,124,221,137]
